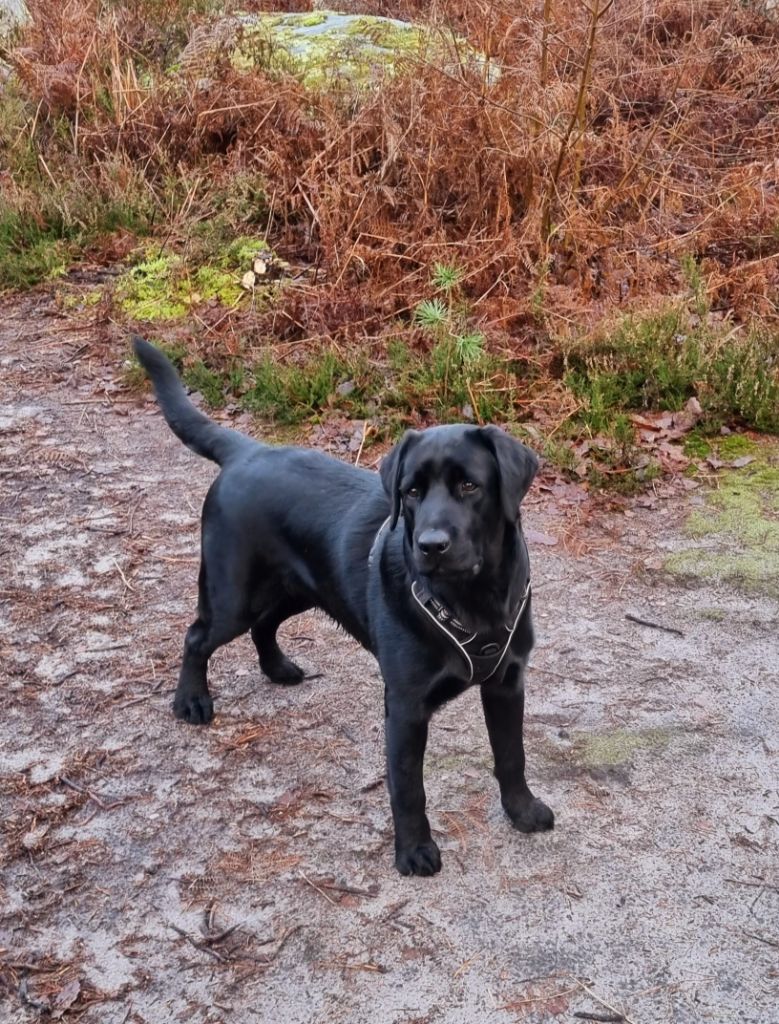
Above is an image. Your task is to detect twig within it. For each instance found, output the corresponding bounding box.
[541,0,613,238]
[359,776,386,792]
[316,959,387,974]
[354,421,369,467]
[317,881,378,899]
[58,775,128,812]
[299,871,339,905]
[251,924,303,965]
[574,1013,625,1023]
[625,614,684,637]
[496,986,579,1011]
[532,666,597,685]
[59,775,89,796]
[381,898,411,923]
[574,981,635,1024]
[112,558,135,592]
[540,0,554,88]
[742,928,779,950]
[170,924,229,963]
[726,878,779,893]
[200,924,241,946]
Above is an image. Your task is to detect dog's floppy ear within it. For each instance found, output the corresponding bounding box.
[477,425,539,522]
[380,430,421,529]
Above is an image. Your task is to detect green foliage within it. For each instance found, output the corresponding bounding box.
[183,360,226,407]
[407,262,502,419]
[414,298,449,332]
[564,305,779,436]
[430,261,464,293]
[242,351,363,424]
[0,177,153,291]
[0,209,69,289]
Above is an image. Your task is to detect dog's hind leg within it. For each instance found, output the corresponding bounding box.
[251,595,312,685]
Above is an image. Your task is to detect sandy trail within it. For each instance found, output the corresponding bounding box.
[1,293,777,1023]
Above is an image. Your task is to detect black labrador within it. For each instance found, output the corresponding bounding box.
[133,337,554,876]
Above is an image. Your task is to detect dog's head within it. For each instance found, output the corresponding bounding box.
[380,425,538,579]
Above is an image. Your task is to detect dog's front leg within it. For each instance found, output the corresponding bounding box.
[385,700,441,876]
[480,668,555,833]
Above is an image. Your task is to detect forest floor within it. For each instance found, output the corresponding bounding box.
[1,290,777,1024]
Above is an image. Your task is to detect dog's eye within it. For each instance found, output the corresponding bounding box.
[406,487,420,499]
[461,480,479,493]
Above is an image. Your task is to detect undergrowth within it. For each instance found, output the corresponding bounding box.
[3,0,779,483]
[565,310,779,435]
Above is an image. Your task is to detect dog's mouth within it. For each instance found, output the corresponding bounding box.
[417,558,483,580]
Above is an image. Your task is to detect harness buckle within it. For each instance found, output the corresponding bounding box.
[479,642,501,657]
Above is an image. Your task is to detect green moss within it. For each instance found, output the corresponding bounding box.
[58,287,104,311]
[717,433,758,458]
[344,16,425,50]
[117,253,189,321]
[225,236,270,267]
[192,265,242,306]
[300,13,328,27]
[665,444,779,595]
[683,431,712,459]
[574,728,673,768]
[115,238,279,322]
[666,550,779,594]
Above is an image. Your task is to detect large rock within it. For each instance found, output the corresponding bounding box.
[0,0,27,32]
[178,10,493,90]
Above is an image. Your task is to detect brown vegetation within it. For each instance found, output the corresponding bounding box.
[2,1,778,464]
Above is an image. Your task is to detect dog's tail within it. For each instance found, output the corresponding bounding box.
[132,336,254,466]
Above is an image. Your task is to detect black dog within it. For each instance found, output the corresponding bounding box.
[133,337,554,876]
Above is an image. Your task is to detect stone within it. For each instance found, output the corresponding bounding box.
[0,0,27,34]
[176,11,495,92]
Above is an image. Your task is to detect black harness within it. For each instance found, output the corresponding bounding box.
[410,577,530,685]
[369,516,531,685]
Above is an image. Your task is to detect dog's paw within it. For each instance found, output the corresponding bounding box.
[173,692,214,725]
[504,796,555,833]
[262,655,305,686]
[394,840,442,877]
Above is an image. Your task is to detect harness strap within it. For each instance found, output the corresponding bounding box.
[411,579,531,685]
[368,516,391,569]
[368,515,531,685]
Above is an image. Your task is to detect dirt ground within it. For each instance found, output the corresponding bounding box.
[1,292,777,1024]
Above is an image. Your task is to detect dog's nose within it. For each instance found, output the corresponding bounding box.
[417,529,451,556]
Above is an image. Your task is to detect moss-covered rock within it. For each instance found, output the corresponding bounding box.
[178,11,494,91]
